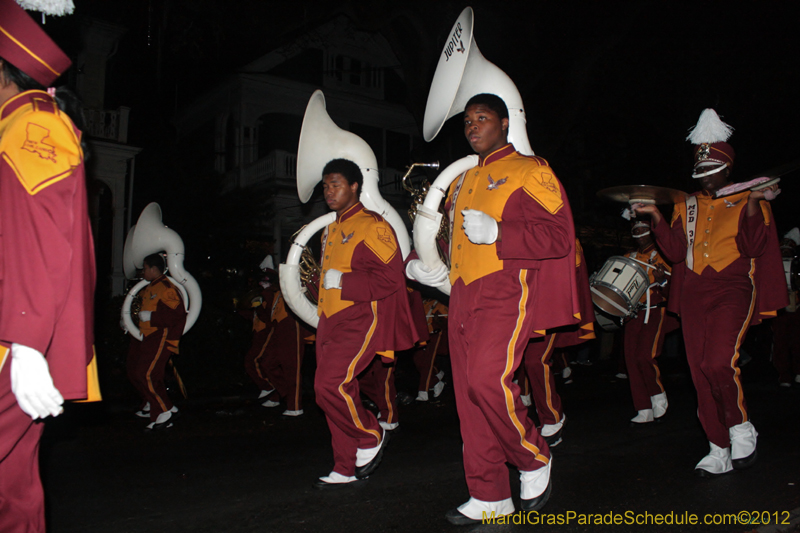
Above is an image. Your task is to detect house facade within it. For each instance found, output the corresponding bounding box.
[174,14,422,266]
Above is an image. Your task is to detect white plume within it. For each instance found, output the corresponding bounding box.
[16,0,74,16]
[686,109,734,144]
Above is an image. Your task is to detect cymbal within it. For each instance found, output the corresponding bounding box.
[597,185,689,205]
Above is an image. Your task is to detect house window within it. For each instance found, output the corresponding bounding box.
[256,113,302,159]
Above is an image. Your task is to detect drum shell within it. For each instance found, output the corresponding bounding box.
[590,256,649,317]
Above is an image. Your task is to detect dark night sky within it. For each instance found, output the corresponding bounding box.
[45,0,800,238]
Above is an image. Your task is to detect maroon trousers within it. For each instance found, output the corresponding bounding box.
[127,332,174,421]
[0,360,46,533]
[681,270,753,448]
[412,331,444,393]
[247,320,305,411]
[450,272,550,502]
[244,327,275,392]
[772,309,800,384]
[623,308,667,411]
[522,334,563,427]
[359,356,398,424]
[315,305,384,477]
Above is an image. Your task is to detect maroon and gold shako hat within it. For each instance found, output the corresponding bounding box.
[0,0,71,86]
[686,109,735,179]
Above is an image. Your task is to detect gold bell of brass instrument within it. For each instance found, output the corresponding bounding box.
[290,225,322,305]
[402,162,450,267]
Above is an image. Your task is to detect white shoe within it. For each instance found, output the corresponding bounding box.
[355,430,386,468]
[170,406,179,414]
[541,415,565,437]
[520,458,552,500]
[562,366,572,379]
[317,471,358,484]
[651,392,668,419]
[135,402,151,418]
[631,409,654,424]
[729,421,758,468]
[520,393,532,407]
[436,370,445,381]
[145,410,174,431]
[282,409,304,417]
[454,497,514,521]
[780,382,792,388]
[541,415,565,447]
[695,442,732,476]
[416,391,429,402]
[615,372,628,379]
[258,388,275,399]
[795,374,800,384]
[433,380,446,398]
[261,400,280,408]
[379,421,399,431]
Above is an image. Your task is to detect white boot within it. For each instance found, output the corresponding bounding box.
[446,496,514,524]
[520,458,553,511]
[520,393,532,407]
[541,415,566,447]
[651,392,668,419]
[695,442,733,476]
[729,421,758,469]
[631,409,654,424]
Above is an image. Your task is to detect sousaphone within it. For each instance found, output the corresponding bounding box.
[280,90,412,328]
[120,203,203,340]
[413,6,534,295]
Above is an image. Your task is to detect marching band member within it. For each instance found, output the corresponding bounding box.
[622,221,674,424]
[414,297,448,402]
[771,228,800,387]
[358,356,399,431]
[1,2,100,529]
[634,109,786,476]
[127,253,186,430]
[521,238,595,447]
[313,158,420,488]
[407,94,580,523]
[244,256,310,417]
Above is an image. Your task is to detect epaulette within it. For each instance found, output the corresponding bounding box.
[521,154,549,167]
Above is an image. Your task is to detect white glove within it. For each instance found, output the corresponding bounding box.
[323,269,343,290]
[406,260,449,287]
[462,209,498,244]
[138,310,152,322]
[10,343,64,419]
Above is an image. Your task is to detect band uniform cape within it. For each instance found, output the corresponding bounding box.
[0,90,99,401]
[552,239,596,347]
[658,190,787,325]
[445,144,581,334]
[317,202,421,353]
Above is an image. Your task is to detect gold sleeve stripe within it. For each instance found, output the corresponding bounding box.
[75,348,102,403]
[0,344,8,375]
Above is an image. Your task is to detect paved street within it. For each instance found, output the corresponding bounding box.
[41,343,800,533]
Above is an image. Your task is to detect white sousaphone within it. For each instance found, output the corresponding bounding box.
[413,6,534,295]
[280,89,412,328]
[120,202,203,340]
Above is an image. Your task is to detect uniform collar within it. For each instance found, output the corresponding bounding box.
[337,202,363,223]
[0,89,52,120]
[478,144,516,167]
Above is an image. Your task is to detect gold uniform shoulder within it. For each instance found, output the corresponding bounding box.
[522,162,564,215]
[0,108,81,195]
[359,214,398,264]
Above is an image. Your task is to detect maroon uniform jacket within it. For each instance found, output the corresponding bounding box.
[0,90,97,401]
